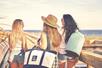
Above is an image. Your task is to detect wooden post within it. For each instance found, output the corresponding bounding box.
[80,50,102,68]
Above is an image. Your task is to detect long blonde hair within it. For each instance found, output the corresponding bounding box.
[9,19,26,49]
[43,23,62,47]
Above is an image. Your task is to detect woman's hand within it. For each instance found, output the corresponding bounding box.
[58,48,66,54]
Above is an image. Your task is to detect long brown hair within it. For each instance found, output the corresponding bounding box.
[63,14,79,44]
[9,19,26,49]
[43,23,62,47]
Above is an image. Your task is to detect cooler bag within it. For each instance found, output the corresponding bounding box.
[24,47,57,68]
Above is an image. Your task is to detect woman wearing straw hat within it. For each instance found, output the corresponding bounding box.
[59,14,85,68]
[38,14,62,68]
[40,14,62,51]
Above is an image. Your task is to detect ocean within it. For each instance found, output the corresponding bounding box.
[80,30,102,36]
[24,30,102,36]
[6,29,102,36]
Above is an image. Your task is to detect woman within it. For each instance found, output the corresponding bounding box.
[40,14,62,51]
[39,14,62,68]
[8,19,27,68]
[59,14,85,68]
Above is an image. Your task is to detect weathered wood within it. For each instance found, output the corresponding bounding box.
[83,45,102,48]
[0,41,9,64]
[80,50,102,68]
[25,32,38,40]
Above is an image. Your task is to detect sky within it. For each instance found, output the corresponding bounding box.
[0,0,102,30]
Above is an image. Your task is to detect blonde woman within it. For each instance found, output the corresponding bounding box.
[8,19,27,68]
[38,14,62,68]
[40,14,62,52]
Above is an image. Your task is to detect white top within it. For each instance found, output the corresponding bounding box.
[12,40,22,50]
[58,28,66,54]
[66,30,85,55]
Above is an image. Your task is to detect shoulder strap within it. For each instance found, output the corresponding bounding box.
[46,33,51,51]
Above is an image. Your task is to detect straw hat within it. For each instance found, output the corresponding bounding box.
[41,14,57,28]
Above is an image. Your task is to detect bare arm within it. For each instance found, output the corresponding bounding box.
[40,32,47,50]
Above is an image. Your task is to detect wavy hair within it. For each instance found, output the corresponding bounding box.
[9,19,26,49]
[43,23,62,47]
[63,14,79,44]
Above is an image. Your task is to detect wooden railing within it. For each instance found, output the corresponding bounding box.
[1,31,102,68]
[83,45,102,49]
[80,50,102,68]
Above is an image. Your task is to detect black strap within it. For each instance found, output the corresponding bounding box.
[39,33,50,65]
[26,48,33,64]
[46,33,50,50]
[39,51,45,66]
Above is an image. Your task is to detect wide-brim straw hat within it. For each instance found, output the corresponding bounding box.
[41,14,58,28]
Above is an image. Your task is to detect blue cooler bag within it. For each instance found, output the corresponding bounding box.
[24,47,57,68]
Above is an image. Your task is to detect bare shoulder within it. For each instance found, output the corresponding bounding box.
[41,32,46,37]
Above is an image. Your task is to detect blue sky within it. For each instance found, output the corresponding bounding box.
[0,0,102,30]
